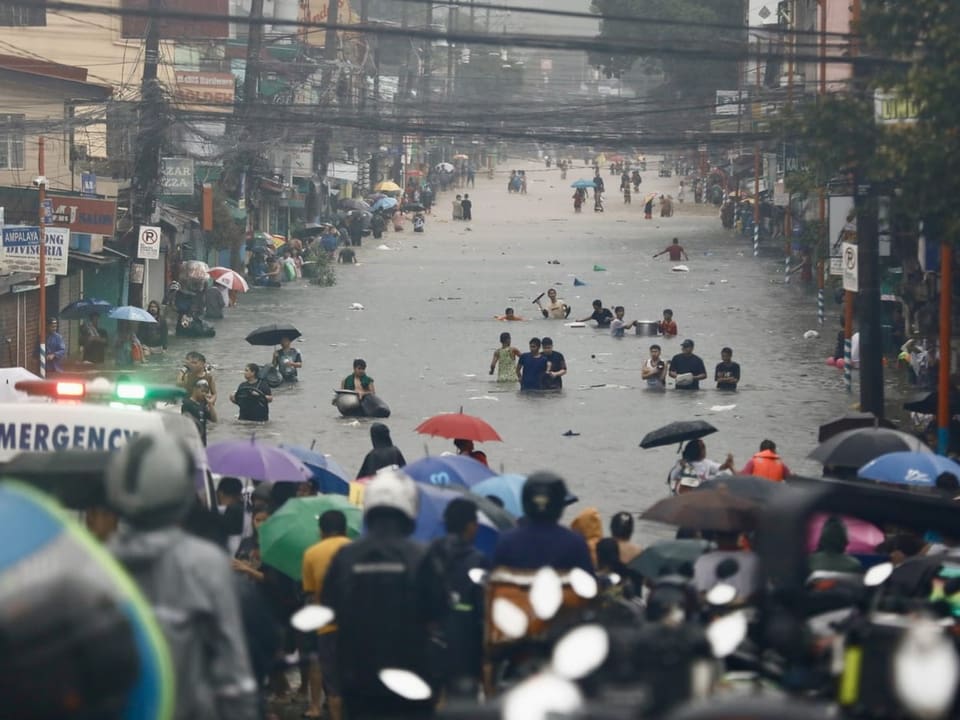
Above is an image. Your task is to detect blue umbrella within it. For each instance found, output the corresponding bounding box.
[403,455,496,489]
[470,473,580,518]
[412,483,503,557]
[60,297,114,320]
[371,196,398,212]
[279,444,350,495]
[471,474,527,517]
[108,306,157,323]
[858,451,960,487]
[571,179,596,189]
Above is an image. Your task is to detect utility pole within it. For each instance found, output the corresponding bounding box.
[242,0,264,109]
[850,0,884,417]
[359,0,370,193]
[37,137,47,378]
[315,0,339,204]
[130,0,163,307]
[421,1,433,103]
[446,7,456,101]
[235,0,264,264]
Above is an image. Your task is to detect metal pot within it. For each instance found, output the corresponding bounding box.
[635,320,660,337]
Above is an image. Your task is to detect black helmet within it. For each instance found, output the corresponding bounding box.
[521,471,569,523]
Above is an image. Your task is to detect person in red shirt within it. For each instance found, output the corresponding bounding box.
[454,439,488,467]
[659,308,678,337]
[653,237,689,262]
[740,439,791,481]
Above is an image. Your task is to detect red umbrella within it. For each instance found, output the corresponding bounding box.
[415,410,503,443]
[214,270,250,292]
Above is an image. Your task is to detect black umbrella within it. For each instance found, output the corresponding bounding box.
[698,475,788,503]
[246,323,302,346]
[402,203,426,212]
[640,420,717,449]
[903,389,960,416]
[292,223,325,239]
[818,411,896,442]
[627,539,711,580]
[808,427,932,470]
[641,489,759,532]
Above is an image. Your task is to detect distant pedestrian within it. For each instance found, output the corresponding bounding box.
[714,346,741,391]
[39,316,66,373]
[623,185,631,204]
[658,308,678,337]
[740,439,791,481]
[79,312,108,364]
[461,193,473,221]
[644,196,655,219]
[453,194,463,220]
[454,439,488,466]
[653,238,689,262]
[230,363,272,421]
[466,164,475,187]
[678,181,686,203]
[490,331,522,382]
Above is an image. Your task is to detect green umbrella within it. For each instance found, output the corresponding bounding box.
[259,495,362,581]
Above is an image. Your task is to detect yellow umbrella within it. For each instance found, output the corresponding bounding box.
[348,481,366,506]
[375,180,402,193]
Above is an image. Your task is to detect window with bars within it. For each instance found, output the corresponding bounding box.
[0,115,25,170]
[0,4,46,26]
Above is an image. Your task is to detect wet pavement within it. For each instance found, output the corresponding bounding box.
[156,158,867,542]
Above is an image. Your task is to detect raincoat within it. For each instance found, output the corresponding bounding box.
[356,422,407,478]
[109,526,259,720]
[571,507,603,568]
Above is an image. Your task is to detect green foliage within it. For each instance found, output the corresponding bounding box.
[308,250,336,287]
[589,0,743,104]
[210,187,245,253]
[788,0,960,240]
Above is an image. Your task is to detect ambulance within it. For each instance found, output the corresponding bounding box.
[0,376,213,505]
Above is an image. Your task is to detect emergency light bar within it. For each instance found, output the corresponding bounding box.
[15,379,186,405]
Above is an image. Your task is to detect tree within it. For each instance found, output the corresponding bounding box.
[787,0,960,240]
[589,0,745,111]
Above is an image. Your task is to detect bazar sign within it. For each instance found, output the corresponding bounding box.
[0,226,70,276]
[161,157,195,196]
[174,71,236,114]
[46,194,117,236]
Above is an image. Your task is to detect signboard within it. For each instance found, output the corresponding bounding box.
[874,90,919,125]
[328,161,358,182]
[829,256,843,276]
[828,195,856,252]
[160,157,195,196]
[137,226,161,260]
[298,0,360,47]
[173,71,236,114]
[121,0,229,39]
[715,90,743,116]
[842,242,858,292]
[0,226,70,275]
[40,199,53,225]
[80,172,97,198]
[46,195,117,237]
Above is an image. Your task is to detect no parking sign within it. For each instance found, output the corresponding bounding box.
[137,225,161,260]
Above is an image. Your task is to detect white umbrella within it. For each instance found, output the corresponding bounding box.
[436,162,454,172]
[215,270,250,292]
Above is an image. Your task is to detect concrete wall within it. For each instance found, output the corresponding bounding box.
[0,81,75,192]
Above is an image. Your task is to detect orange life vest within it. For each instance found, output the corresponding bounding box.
[750,450,786,481]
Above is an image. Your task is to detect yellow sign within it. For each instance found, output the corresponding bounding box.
[874,90,919,125]
[299,0,360,47]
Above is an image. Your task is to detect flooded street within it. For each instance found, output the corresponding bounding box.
[170,159,856,540]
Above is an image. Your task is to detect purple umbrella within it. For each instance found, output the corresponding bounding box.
[206,438,312,483]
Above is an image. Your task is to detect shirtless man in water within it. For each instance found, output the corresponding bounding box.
[653,238,689,262]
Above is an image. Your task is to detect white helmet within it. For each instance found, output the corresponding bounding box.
[105,433,196,530]
[363,466,418,523]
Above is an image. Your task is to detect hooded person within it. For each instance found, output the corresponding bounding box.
[105,433,259,720]
[321,467,448,719]
[493,472,594,574]
[356,422,407,478]
[571,507,603,569]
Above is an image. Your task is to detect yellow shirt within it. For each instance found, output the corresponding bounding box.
[302,535,351,634]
